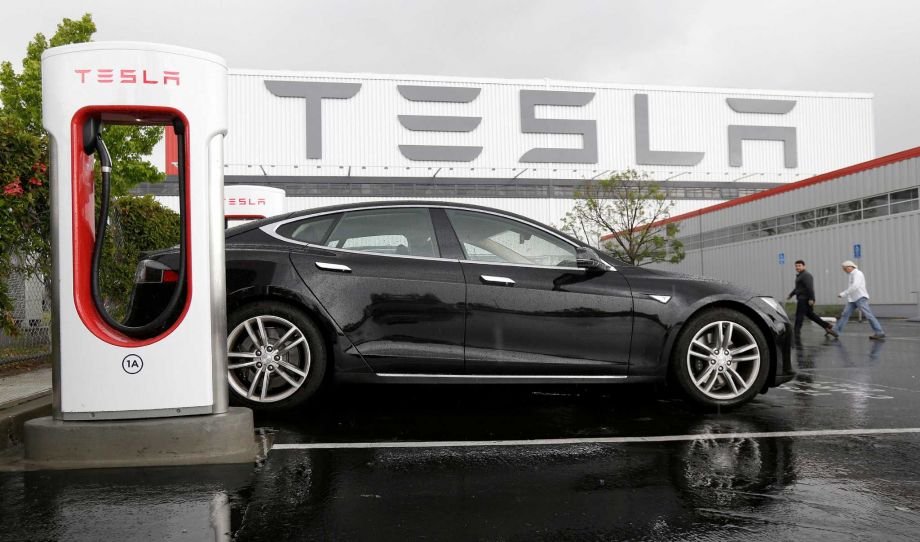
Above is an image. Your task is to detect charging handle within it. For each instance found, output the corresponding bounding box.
[82,116,101,155]
[83,116,189,340]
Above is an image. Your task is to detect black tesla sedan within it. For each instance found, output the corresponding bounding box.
[128,201,794,411]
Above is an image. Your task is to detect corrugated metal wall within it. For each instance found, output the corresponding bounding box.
[654,155,920,313]
[225,70,874,184]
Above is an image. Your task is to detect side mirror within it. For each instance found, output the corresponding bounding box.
[576,247,604,270]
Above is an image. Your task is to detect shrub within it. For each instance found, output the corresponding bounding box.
[99,195,180,320]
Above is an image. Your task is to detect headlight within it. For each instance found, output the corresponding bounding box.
[759,296,785,314]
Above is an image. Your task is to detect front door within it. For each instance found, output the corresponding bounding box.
[443,208,633,375]
[287,207,466,374]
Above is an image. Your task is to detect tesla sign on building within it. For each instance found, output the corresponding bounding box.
[181,70,873,185]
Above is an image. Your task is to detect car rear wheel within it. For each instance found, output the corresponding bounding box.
[673,308,770,409]
[227,301,326,411]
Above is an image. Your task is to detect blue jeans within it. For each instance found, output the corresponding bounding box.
[834,297,884,335]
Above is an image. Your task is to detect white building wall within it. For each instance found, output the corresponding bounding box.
[653,153,920,315]
[223,70,874,184]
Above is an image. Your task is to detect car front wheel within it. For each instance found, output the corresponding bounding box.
[226,302,326,411]
[673,308,770,409]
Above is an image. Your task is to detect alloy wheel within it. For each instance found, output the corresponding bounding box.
[686,320,761,401]
[227,315,311,403]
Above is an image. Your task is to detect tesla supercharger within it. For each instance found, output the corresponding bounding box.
[224,185,286,227]
[41,42,229,421]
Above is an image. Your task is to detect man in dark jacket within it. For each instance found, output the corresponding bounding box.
[787,260,838,337]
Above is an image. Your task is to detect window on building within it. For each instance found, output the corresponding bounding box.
[891,199,919,214]
[839,211,861,223]
[863,194,889,209]
[838,200,862,213]
[890,188,919,214]
[862,205,889,219]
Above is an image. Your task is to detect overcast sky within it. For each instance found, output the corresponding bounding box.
[3,0,919,156]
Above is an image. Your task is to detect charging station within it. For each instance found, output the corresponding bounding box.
[23,42,255,468]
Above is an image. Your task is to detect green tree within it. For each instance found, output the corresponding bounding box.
[0,14,167,335]
[100,195,180,320]
[561,169,685,266]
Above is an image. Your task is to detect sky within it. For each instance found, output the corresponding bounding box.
[3,0,919,156]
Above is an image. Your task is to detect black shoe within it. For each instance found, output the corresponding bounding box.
[869,334,886,341]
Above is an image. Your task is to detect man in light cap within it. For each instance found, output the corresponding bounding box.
[832,260,885,340]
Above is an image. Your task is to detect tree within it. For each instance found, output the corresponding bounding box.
[560,169,685,266]
[0,14,166,335]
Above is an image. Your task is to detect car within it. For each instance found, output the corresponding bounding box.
[127,201,795,411]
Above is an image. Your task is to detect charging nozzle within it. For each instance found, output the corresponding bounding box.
[82,116,101,155]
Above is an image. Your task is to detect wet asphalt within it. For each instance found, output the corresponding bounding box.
[2,320,920,541]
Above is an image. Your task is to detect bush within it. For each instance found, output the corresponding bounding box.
[98,195,179,320]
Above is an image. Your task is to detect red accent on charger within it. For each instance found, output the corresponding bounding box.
[70,106,193,347]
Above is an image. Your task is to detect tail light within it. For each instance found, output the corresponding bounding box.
[134,259,179,284]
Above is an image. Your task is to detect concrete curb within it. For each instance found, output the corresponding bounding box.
[0,392,52,452]
[23,407,257,469]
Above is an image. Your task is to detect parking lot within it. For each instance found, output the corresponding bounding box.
[2,320,920,541]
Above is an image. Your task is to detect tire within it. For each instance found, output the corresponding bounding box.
[672,308,771,409]
[226,301,327,411]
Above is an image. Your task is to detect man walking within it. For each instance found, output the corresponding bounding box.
[832,260,885,340]
[787,260,837,337]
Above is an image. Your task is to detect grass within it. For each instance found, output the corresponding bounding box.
[0,344,51,366]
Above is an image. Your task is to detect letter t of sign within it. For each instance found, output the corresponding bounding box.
[265,81,362,159]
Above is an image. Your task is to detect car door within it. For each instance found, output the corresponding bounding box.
[443,208,633,376]
[285,207,466,374]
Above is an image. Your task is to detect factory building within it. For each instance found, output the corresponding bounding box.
[642,147,920,317]
[144,69,875,228]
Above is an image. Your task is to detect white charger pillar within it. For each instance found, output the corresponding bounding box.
[24,42,254,468]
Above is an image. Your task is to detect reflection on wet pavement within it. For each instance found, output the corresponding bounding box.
[1,321,919,540]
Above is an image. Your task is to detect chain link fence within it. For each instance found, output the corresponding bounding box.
[0,268,51,365]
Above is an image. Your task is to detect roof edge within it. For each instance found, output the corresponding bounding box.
[601,145,920,240]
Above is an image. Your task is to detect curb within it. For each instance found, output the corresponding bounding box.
[1,392,53,452]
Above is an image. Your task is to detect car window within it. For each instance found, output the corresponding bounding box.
[445,209,576,267]
[324,208,440,257]
[275,214,340,244]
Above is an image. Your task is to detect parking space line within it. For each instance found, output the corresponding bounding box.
[271,427,920,450]
[794,370,920,393]
[833,334,920,342]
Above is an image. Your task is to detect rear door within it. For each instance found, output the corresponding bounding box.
[285,207,466,374]
[443,208,633,376]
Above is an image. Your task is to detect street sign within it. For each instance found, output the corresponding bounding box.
[778,252,785,265]
[854,244,862,259]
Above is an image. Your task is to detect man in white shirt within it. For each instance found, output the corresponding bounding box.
[831,260,885,340]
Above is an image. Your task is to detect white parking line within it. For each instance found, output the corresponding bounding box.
[271,427,920,450]
[835,334,920,342]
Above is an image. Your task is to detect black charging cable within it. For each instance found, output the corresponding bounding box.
[87,118,188,339]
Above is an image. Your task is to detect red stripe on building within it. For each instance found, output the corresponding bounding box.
[601,145,920,241]
[165,128,178,176]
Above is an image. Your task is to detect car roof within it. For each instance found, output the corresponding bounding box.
[226,200,588,247]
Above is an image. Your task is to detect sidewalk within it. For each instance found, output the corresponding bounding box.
[0,367,52,451]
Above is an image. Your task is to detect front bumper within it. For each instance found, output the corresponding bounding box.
[771,321,796,387]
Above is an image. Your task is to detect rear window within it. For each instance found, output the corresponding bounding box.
[275,214,340,244]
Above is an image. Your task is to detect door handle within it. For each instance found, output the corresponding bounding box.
[480,275,515,287]
[315,262,351,273]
